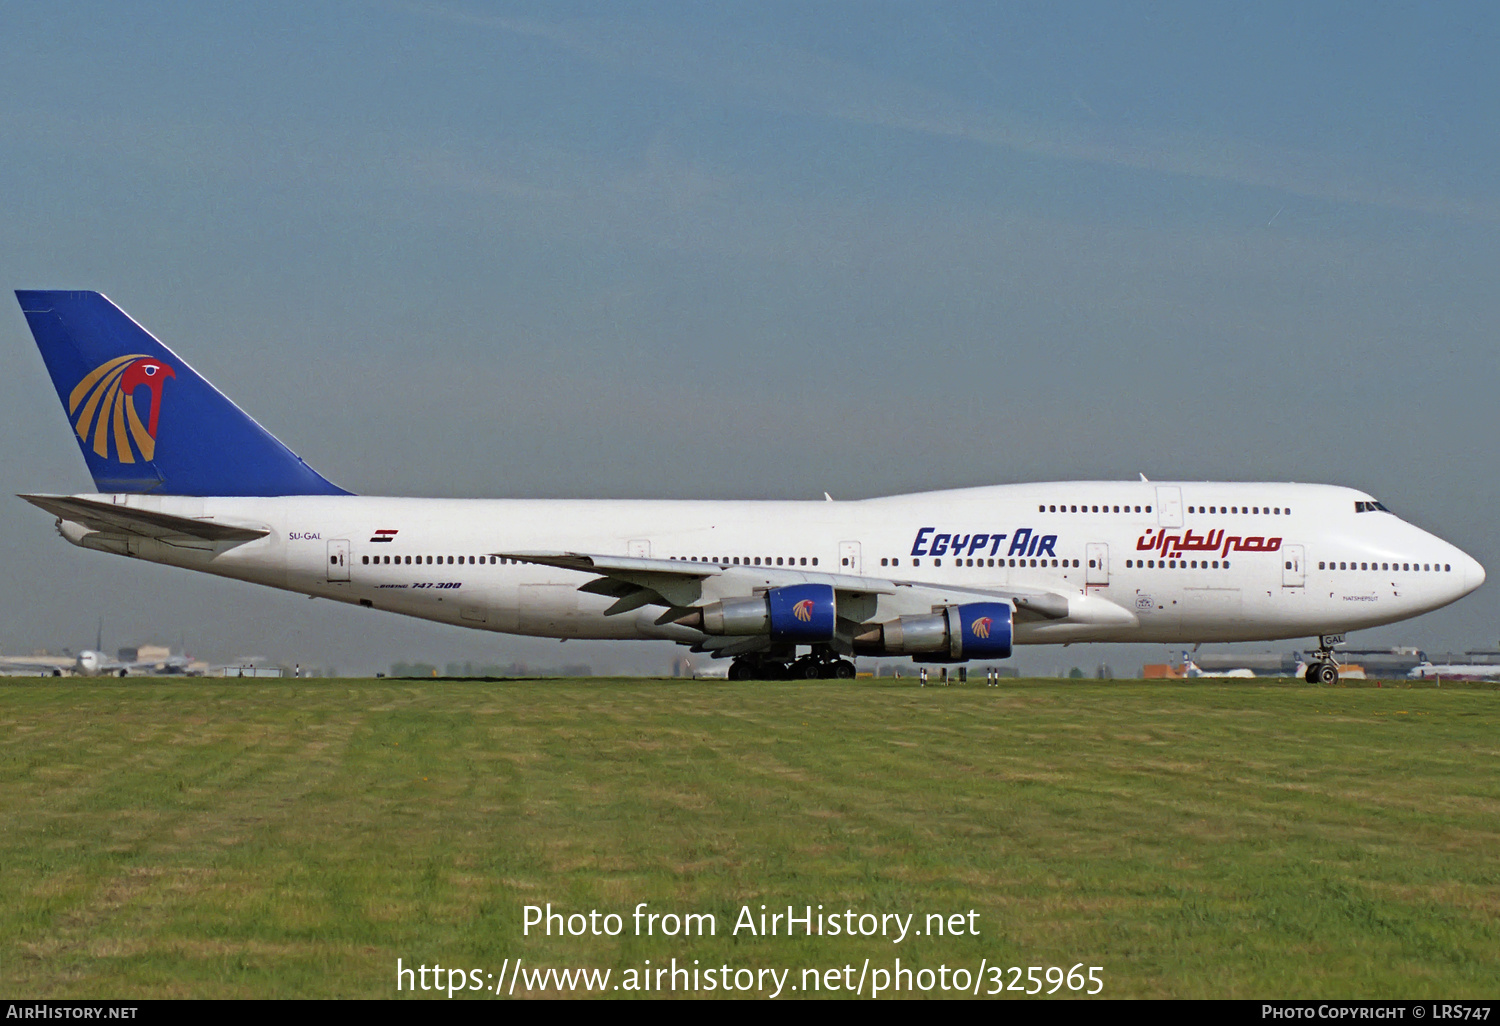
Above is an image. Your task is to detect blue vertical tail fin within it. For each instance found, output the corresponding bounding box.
[17,290,348,496]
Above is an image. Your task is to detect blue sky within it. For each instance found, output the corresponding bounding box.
[2,2,1496,672]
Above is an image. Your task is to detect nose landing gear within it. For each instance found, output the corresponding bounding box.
[1303,634,1345,684]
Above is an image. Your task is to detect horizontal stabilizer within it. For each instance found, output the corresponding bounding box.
[20,494,269,542]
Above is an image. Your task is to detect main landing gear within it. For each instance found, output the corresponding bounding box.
[1304,634,1344,685]
[727,646,856,681]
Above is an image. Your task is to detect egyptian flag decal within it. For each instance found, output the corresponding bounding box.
[370,529,398,543]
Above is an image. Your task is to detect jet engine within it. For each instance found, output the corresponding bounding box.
[675,583,837,643]
[854,602,1013,661]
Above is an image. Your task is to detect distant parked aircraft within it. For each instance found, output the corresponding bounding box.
[1408,661,1500,681]
[1181,653,1256,678]
[0,647,191,677]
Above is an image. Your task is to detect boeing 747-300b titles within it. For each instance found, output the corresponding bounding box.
[14,291,1486,682]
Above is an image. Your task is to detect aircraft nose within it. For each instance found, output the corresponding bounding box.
[1463,552,1486,596]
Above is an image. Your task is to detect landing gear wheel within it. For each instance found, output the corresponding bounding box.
[727,661,748,681]
[834,660,856,680]
[1306,634,1345,685]
[790,657,821,679]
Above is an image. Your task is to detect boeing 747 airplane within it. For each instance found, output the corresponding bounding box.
[14,291,1485,681]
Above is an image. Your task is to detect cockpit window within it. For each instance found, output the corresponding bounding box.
[1355,500,1392,513]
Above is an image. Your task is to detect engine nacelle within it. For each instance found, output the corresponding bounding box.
[679,584,837,643]
[855,602,1013,661]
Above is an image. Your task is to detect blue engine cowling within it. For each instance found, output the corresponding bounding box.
[766,583,837,642]
[951,602,1012,659]
[860,601,1013,660]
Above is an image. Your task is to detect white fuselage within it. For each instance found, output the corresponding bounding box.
[57,481,1483,651]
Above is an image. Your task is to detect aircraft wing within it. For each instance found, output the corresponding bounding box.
[496,551,1078,622]
[496,551,896,616]
[0,655,73,675]
[19,494,269,542]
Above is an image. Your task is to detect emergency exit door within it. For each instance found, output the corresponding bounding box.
[1086,543,1109,586]
[839,541,862,574]
[327,539,350,582]
[1282,544,1305,588]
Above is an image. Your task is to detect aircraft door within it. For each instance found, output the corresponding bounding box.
[1282,544,1305,588]
[1156,487,1183,527]
[327,539,350,582]
[839,541,862,574]
[1086,543,1109,586]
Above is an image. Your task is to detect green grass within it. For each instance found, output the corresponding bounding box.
[0,676,1496,998]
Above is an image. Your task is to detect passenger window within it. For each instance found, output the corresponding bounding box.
[881,558,888,566]
[776,557,783,566]
[811,558,818,566]
[361,556,368,564]
[1445,564,1451,572]
[1145,506,1152,513]
[913,559,920,567]
[934,559,942,567]
[1070,505,1077,512]
[892,559,899,567]
[1049,505,1057,512]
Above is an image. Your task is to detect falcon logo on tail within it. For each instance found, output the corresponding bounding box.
[68,355,176,464]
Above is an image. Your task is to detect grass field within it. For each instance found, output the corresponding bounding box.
[0,676,1496,999]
